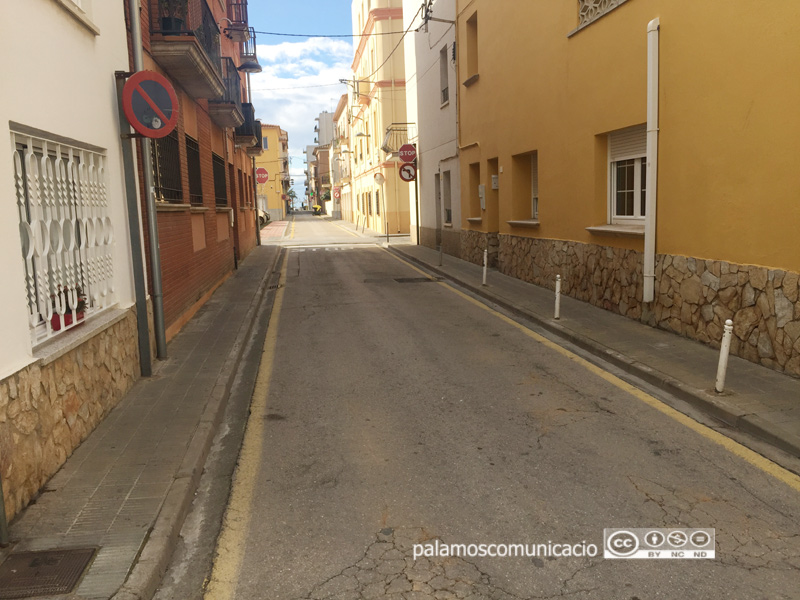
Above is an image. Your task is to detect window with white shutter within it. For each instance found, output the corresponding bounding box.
[608,125,646,223]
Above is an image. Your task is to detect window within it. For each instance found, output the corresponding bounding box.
[11,127,113,344]
[186,135,202,205]
[237,168,245,207]
[578,0,628,28]
[368,191,373,215]
[212,153,227,205]
[465,12,479,83]
[375,190,381,216]
[440,46,449,104]
[531,153,539,220]
[608,126,646,223]
[152,130,182,202]
[443,171,452,224]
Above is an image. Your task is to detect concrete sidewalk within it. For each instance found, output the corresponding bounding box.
[392,244,800,459]
[1,245,281,600]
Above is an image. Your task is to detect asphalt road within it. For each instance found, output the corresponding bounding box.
[187,215,800,599]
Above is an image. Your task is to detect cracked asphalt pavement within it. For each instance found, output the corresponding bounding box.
[186,216,800,599]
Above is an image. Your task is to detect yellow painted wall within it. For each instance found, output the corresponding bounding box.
[254,126,288,213]
[456,0,800,272]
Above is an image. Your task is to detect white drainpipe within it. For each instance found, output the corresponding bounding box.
[643,18,660,303]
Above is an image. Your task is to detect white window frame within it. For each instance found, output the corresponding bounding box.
[608,126,646,224]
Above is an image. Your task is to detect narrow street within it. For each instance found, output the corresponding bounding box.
[157,214,800,600]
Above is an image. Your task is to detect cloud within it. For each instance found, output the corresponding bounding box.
[248,37,352,195]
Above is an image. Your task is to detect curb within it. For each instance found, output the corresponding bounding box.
[111,247,284,600]
[391,247,800,460]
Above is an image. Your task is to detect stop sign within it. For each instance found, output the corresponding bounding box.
[398,144,416,163]
[256,168,269,184]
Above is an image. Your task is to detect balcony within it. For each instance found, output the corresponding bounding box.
[246,120,264,157]
[150,0,224,100]
[224,1,250,42]
[320,173,331,187]
[208,57,244,128]
[239,27,261,71]
[234,102,257,147]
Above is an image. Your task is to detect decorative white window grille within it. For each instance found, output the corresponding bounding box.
[579,0,625,27]
[11,128,114,345]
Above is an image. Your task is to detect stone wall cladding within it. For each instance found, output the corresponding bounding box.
[496,234,800,378]
[0,309,140,521]
[461,230,499,267]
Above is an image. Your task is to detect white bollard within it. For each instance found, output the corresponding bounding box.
[482,249,488,286]
[715,319,734,393]
[554,275,561,320]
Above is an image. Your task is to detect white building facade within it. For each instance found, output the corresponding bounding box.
[0,0,143,520]
[411,0,461,254]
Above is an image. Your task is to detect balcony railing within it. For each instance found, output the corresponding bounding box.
[151,0,224,100]
[234,103,258,147]
[240,27,259,63]
[209,57,244,128]
[320,173,331,187]
[247,120,265,157]
[225,1,250,42]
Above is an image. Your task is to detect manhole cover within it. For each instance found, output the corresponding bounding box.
[0,548,97,599]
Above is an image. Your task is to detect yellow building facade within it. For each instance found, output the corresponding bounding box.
[255,124,290,221]
[456,0,800,376]
[349,0,410,235]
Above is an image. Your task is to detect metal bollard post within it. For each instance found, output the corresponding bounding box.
[715,319,734,393]
[438,244,443,267]
[554,275,561,320]
[482,249,488,286]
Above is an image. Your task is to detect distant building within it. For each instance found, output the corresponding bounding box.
[255,125,290,221]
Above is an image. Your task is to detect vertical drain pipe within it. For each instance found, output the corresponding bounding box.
[130,0,168,358]
[643,18,660,303]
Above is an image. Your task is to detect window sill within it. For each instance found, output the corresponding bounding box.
[507,219,540,229]
[463,74,480,88]
[466,217,482,224]
[52,0,100,35]
[34,306,127,366]
[190,205,210,213]
[443,223,453,228]
[216,206,233,212]
[586,223,644,238]
[440,100,450,109]
[156,203,191,212]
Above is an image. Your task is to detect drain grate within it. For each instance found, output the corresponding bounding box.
[394,277,441,283]
[0,547,97,599]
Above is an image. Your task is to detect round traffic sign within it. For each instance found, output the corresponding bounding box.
[398,143,416,163]
[122,71,179,138]
[256,168,269,184]
[399,163,417,182]
[333,187,341,199]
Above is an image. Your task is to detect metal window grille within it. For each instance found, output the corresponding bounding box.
[212,153,227,205]
[11,129,114,345]
[186,135,203,204]
[237,168,244,206]
[152,130,183,202]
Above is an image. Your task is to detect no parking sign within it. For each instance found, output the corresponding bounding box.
[122,71,179,138]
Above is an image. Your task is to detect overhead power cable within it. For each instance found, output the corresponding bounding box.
[253,30,405,38]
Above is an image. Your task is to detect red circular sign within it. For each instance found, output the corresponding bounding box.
[256,168,269,184]
[122,71,179,139]
[398,143,416,163]
[333,188,341,199]
[399,163,417,182]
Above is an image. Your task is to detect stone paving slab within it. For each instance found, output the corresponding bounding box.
[1,245,281,599]
[392,244,800,459]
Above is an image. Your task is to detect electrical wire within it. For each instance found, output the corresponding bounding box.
[360,3,424,82]
[250,82,346,91]
[252,30,405,38]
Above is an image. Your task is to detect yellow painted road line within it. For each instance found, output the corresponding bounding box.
[383,248,437,280]
[389,251,800,494]
[332,220,361,238]
[205,252,288,600]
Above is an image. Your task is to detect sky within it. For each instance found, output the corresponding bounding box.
[246,1,355,198]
